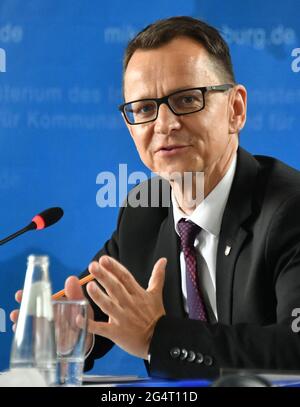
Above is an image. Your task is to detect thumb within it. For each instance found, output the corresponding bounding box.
[64,276,85,300]
[147,257,167,293]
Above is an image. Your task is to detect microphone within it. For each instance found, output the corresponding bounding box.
[0,207,64,246]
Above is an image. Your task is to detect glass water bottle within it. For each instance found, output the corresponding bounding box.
[10,255,57,385]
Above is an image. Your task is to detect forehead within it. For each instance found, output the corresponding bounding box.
[123,37,220,100]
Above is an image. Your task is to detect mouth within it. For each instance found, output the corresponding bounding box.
[156,145,190,155]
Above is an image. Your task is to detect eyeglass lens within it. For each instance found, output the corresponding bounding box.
[124,88,204,124]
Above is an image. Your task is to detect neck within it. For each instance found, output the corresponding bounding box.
[171,144,238,215]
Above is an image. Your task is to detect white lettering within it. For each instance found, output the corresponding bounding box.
[221,25,295,50]
[0,24,23,43]
[0,48,6,72]
[127,171,148,207]
[0,308,6,333]
[104,26,136,43]
[96,172,117,208]
[100,391,135,404]
[291,308,300,333]
[95,165,205,208]
[291,48,300,73]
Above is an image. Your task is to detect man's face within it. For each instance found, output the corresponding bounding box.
[123,36,241,178]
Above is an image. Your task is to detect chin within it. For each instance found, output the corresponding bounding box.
[151,159,202,178]
[156,169,198,181]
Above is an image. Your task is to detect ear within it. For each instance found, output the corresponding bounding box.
[228,85,247,134]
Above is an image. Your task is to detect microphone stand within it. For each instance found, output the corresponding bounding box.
[0,223,36,246]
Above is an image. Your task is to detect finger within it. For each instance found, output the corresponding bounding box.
[10,309,19,323]
[88,261,100,275]
[89,261,132,305]
[86,281,122,319]
[87,318,112,340]
[98,256,142,294]
[76,314,87,330]
[64,276,86,300]
[15,290,22,303]
[147,257,167,293]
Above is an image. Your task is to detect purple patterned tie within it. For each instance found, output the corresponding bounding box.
[177,219,207,321]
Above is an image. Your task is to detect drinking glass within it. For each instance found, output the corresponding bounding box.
[52,299,88,386]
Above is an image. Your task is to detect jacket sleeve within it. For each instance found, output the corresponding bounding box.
[83,206,125,372]
[148,317,300,379]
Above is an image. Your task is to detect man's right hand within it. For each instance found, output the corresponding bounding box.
[10,290,22,332]
[10,276,95,354]
[63,276,95,354]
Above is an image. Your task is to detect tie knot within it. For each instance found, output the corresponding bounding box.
[177,219,201,249]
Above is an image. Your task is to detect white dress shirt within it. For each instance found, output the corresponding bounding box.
[172,155,237,321]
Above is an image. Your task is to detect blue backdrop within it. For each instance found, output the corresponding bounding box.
[0,0,299,375]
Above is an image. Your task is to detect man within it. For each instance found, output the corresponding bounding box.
[11,16,300,379]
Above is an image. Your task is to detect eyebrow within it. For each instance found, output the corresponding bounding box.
[125,85,202,102]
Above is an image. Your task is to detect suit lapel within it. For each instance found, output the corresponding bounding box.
[152,204,186,318]
[216,148,259,323]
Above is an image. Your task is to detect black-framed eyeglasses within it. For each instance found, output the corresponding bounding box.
[118,84,234,125]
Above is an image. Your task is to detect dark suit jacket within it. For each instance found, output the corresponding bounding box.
[84,147,300,379]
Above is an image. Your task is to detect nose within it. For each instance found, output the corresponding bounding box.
[154,103,181,134]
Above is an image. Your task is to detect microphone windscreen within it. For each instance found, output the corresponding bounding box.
[32,207,64,230]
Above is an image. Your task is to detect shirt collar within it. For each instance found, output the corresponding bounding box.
[172,154,237,236]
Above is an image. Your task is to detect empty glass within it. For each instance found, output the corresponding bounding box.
[53,299,88,386]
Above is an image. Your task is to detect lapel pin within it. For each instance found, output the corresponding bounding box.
[224,245,231,256]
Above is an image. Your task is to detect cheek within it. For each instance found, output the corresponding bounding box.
[130,128,154,161]
[195,105,229,141]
